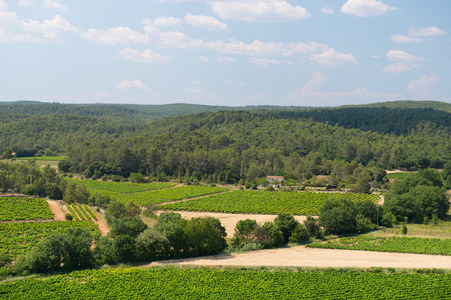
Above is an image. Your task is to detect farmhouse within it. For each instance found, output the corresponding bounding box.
[267,176,284,187]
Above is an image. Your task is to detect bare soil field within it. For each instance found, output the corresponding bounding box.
[150,246,451,269]
[156,211,308,237]
[46,200,66,221]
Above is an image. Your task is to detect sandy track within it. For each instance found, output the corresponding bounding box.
[157,211,308,237]
[94,212,110,236]
[47,200,66,221]
[150,246,451,269]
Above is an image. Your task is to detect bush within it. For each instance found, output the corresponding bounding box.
[319,198,357,234]
[274,213,298,244]
[381,212,396,227]
[401,224,408,235]
[289,223,310,244]
[65,214,73,221]
[303,216,320,237]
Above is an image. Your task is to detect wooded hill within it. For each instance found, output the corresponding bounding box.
[1,101,450,185]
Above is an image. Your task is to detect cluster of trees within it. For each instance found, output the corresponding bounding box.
[317,168,451,235]
[14,201,227,275]
[230,213,321,251]
[384,169,450,223]
[0,161,66,199]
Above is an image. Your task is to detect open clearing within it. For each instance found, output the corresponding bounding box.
[157,210,308,237]
[150,246,451,269]
[46,200,65,221]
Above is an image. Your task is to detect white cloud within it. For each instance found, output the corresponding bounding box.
[217,56,236,62]
[184,14,227,31]
[117,80,150,90]
[117,48,172,63]
[322,7,334,14]
[198,56,209,62]
[406,71,441,99]
[154,16,183,27]
[43,0,67,11]
[299,71,326,95]
[309,48,357,67]
[82,27,150,45]
[211,0,310,22]
[383,63,419,73]
[18,0,35,7]
[391,26,447,43]
[0,12,77,42]
[390,34,422,43]
[341,0,396,17]
[408,26,447,37]
[386,50,423,62]
[0,0,7,10]
[250,57,281,66]
[285,71,399,105]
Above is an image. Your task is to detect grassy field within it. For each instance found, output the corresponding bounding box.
[307,221,451,256]
[1,266,451,299]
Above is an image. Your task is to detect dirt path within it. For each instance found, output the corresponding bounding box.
[149,246,451,269]
[46,200,66,221]
[156,211,308,237]
[94,212,110,236]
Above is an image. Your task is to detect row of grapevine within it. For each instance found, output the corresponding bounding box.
[307,236,451,256]
[1,267,451,299]
[82,204,97,220]
[65,203,97,221]
[0,220,99,256]
[159,190,380,215]
[0,197,54,221]
[65,204,80,220]
[66,178,176,194]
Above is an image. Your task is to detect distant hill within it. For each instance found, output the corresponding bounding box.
[339,100,451,114]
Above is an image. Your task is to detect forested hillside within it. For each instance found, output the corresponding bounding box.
[1,101,450,184]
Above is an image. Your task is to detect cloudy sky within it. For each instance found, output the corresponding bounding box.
[1,0,450,106]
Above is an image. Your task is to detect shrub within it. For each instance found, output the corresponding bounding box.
[65,213,73,221]
[289,223,310,244]
[304,216,320,237]
[401,224,408,235]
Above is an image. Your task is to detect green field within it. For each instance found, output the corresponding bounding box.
[66,178,176,193]
[385,172,415,180]
[15,156,66,161]
[0,221,99,256]
[0,197,53,221]
[159,190,380,215]
[111,186,229,205]
[1,267,451,299]
[307,235,451,256]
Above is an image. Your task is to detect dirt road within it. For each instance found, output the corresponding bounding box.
[46,200,66,221]
[156,211,308,237]
[150,246,451,269]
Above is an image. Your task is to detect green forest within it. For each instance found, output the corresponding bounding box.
[1,101,450,186]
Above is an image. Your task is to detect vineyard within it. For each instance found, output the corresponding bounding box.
[1,267,451,299]
[0,197,54,221]
[111,186,229,205]
[307,236,451,256]
[65,203,97,221]
[66,178,176,193]
[159,190,380,215]
[0,221,100,256]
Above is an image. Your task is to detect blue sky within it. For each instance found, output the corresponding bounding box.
[1,0,450,106]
